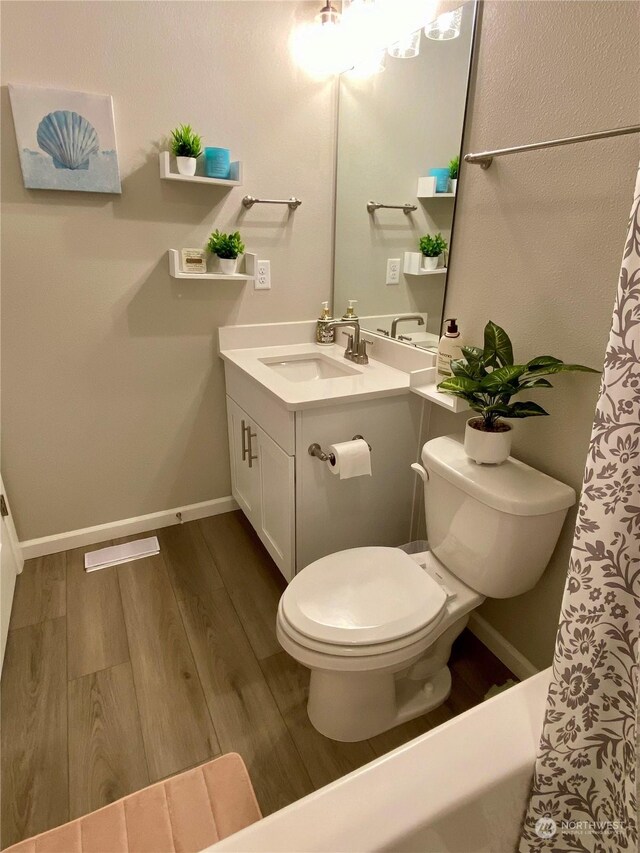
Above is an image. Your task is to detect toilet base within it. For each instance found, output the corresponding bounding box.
[304,616,469,742]
[307,665,453,743]
[395,665,452,727]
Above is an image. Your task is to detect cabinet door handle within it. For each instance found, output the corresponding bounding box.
[247,427,258,468]
[241,419,249,461]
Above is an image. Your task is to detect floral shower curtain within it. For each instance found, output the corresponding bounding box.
[519,165,640,852]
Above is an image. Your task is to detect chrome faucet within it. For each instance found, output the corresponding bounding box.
[327,320,369,364]
[391,314,425,339]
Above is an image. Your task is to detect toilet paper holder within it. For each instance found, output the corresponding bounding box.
[308,435,371,465]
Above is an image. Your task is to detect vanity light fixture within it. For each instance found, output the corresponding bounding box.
[290,1,349,77]
[425,7,462,40]
[388,29,421,58]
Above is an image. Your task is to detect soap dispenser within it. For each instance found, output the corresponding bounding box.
[437,318,464,377]
[342,300,359,320]
[316,301,335,346]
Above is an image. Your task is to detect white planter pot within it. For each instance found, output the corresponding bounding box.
[450,179,457,194]
[176,156,197,176]
[421,255,440,271]
[464,418,513,465]
[218,257,239,275]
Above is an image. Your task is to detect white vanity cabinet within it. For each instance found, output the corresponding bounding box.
[220,328,435,584]
[226,395,295,580]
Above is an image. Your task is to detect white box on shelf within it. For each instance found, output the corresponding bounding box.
[403,252,447,276]
[168,249,256,281]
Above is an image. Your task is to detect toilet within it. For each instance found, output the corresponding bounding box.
[277,434,576,742]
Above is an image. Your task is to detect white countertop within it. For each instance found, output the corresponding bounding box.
[218,321,463,413]
[220,341,413,410]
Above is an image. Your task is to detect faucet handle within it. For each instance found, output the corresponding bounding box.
[354,338,369,365]
[344,333,355,358]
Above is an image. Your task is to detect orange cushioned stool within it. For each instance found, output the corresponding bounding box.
[5,753,261,853]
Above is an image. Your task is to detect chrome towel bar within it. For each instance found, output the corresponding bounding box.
[308,435,371,465]
[367,201,417,215]
[464,124,640,169]
[242,195,302,210]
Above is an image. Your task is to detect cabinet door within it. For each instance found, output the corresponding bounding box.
[256,426,295,581]
[226,397,260,524]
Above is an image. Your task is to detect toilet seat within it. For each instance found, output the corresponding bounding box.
[280,547,447,650]
[277,601,445,660]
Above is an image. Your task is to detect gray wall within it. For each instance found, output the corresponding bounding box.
[429,0,640,669]
[1,1,336,539]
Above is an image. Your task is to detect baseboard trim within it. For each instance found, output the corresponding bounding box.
[468,612,539,681]
[19,496,238,560]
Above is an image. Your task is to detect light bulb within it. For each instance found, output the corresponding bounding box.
[290,3,350,78]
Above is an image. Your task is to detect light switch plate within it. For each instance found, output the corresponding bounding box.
[386,258,400,285]
[255,259,271,290]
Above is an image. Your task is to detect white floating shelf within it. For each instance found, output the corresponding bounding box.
[417,176,455,198]
[410,368,469,413]
[168,249,255,281]
[159,152,242,186]
[403,252,447,276]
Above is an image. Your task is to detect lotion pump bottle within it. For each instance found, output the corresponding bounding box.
[437,318,464,377]
[316,301,335,346]
[342,300,358,320]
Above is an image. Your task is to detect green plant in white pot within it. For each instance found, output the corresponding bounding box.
[206,229,245,275]
[437,321,599,464]
[419,233,447,271]
[170,124,202,176]
[449,155,459,194]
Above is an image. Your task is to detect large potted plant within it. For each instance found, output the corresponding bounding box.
[170,124,203,176]
[206,229,245,275]
[449,155,459,194]
[419,233,447,271]
[437,321,598,464]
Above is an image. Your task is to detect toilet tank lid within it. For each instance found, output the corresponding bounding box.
[422,435,576,517]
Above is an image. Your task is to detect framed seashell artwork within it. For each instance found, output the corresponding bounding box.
[8,83,121,193]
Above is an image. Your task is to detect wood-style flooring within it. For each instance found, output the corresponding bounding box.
[1,511,515,848]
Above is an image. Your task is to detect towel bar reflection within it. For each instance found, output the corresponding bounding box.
[367,201,417,215]
[308,435,371,465]
[242,195,302,210]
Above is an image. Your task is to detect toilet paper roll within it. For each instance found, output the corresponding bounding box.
[328,439,372,479]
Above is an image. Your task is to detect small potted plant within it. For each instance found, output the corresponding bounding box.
[449,156,459,194]
[170,124,203,176]
[206,229,245,275]
[437,321,598,465]
[419,233,447,271]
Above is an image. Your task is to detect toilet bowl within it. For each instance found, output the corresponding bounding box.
[277,434,576,742]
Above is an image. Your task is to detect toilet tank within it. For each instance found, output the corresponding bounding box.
[421,435,576,598]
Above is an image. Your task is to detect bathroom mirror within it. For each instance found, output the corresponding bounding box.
[332,1,478,349]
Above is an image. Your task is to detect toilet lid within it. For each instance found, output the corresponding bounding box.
[281,547,447,646]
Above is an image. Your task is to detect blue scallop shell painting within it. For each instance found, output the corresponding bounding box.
[8,84,121,193]
[37,111,100,170]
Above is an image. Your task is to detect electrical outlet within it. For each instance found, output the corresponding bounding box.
[255,260,271,290]
[386,258,400,285]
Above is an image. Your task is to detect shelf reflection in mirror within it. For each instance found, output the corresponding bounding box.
[332,1,478,351]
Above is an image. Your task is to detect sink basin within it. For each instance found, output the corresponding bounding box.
[260,354,360,382]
